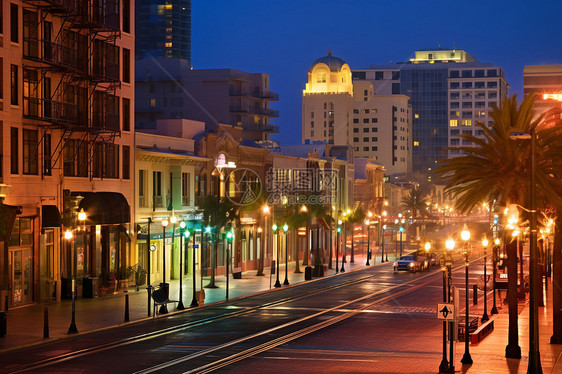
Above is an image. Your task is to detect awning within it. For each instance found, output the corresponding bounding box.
[317,217,331,230]
[78,192,130,225]
[42,205,61,228]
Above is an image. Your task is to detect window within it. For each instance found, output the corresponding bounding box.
[462,111,472,118]
[392,83,400,94]
[63,139,87,177]
[123,48,130,83]
[353,137,359,142]
[449,120,458,127]
[10,4,18,43]
[122,145,130,179]
[310,121,314,128]
[371,109,377,113]
[310,131,314,137]
[371,127,377,132]
[462,70,472,78]
[363,118,369,123]
[487,69,497,77]
[153,171,162,207]
[488,92,497,99]
[462,102,472,108]
[450,102,459,109]
[11,64,18,105]
[122,98,130,131]
[363,137,369,142]
[392,71,400,80]
[150,98,155,107]
[475,82,485,89]
[450,111,459,117]
[450,82,459,89]
[450,138,460,146]
[149,84,155,93]
[364,90,368,96]
[363,128,369,133]
[353,109,359,114]
[475,110,486,118]
[43,133,51,175]
[122,0,130,33]
[375,71,384,80]
[413,141,419,146]
[475,70,485,77]
[371,137,378,141]
[450,92,459,99]
[371,146,377,151]
[475,102,486,108]
[450,130,459,135]
[22,129,38,175]
[139,170,147,206]
[363,147,369,151]
[353,118,358,123]
[462,92,472,100]
[461,120,472,126]
[105,143,118,178]
[0,59,3,99]
[450,70,459,78]
[353,128,359,133]
[371,118,378,123]
[182,172,191,206]
[363,109,369,114]
[487,81,498,88]
[10,127,18,174]
[317,72,326,83]
[462,82,472,89]
[488,102,497,108]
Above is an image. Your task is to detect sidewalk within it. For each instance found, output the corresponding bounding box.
[462,277,562,374]
[0,251,386,353]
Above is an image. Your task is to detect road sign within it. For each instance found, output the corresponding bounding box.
[194,244,199,248]
[437,303,455,320]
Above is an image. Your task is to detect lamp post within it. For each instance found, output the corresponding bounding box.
[283,223,289,285]
[177,221,186,310]
[160,218,169,314]
[491,238,500,315]
[336,221,341,274]
[257,205,269,276]
[424,241,431,270]
[273,224,281,287]
[188,228,198,308]
[381,210,387,262]
[341,211,348,273]
[146,217,153,317]
[226,230,233,299]
[444,238,456,373]
[365,217,371,266]
[65,229,78,334]
[480,236,489,322]
[460,224,473,365]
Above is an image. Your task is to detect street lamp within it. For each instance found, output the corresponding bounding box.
[481,236,489,322]
[336,221,341,274]
[460,224,473,365]
[283,224,289,285]
[510,129,542,373]
[257,205,270,276]
[341,212,347,273]
[365,218,371,266]
[186,228,198,308]
[440,237,456,373]
[177,221,187,310]
[65,229,78,334]
[491,238,500,315]
[226,230,233,299]
[160,218,169,314]
[273,224,281,288]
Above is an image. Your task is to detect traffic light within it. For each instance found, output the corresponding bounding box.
[272,224,278,232]
[283,223,288,232]
[399,226,404,233]
[226,231,234,241]
[337,227,341,233]
[205,226,211,233]
[179,221,186,229]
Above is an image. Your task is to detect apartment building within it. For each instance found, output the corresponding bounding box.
[0,0,134,305]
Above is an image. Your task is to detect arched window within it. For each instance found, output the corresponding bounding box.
[316,71,326,83]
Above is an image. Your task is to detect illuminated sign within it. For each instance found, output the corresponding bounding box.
[543,93,562,102]
[297,227,307,236]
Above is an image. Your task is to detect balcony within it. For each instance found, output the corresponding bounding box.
[255,91,279,101]
[254,107,279,117]
[229,89,249,97]
[92,60,119,82]
[23,97,79,126]
[242,123,279,133]
[229,105,250,113]
[93,111,120,131]
[74,0,120,31]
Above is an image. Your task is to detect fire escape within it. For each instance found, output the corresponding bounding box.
[20,0,121,179]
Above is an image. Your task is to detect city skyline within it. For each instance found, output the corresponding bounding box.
[192,0,562,146]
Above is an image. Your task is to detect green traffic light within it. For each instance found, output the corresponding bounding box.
[184,230,190,238]
[205,226,211,233]
[179,221,186,229]
[283,223,288,232]
[227,231,233,241]
[272,224,278,231]
[399,226,404,232]
[337,227,341,233]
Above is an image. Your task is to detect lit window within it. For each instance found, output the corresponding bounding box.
[413,141,419,146]
[414,114,419,119]
[165,42,172,47]
[449,120,458,127]
[150,98,156,107]
[461,120,472,127]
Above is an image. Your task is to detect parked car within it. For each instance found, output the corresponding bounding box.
[394,255,422,273]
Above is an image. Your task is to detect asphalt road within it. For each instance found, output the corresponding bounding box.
[1,257,485,374]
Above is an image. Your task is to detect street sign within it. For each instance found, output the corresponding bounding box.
[194,244,199,248]
[437,303,455,320]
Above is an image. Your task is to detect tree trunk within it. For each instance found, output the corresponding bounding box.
[551,214,562,343]
[505,238,521,358]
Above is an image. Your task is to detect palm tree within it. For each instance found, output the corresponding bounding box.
[435,94,562,357]
[401,187,430,220]
[197,196,238,288]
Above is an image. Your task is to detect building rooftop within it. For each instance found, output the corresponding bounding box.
[309,49,347,72]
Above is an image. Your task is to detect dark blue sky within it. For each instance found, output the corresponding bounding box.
[192,0,562,145]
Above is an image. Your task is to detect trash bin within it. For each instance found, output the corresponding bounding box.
[305,266,312,280]
[159,282,169,298]
[83,277,93,298]
[0,311,6,337]
[61,278,72,299]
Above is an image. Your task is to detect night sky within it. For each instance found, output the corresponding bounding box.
[192,0,562,146]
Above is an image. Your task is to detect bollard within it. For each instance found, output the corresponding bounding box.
[124,293,130,322]
[43,307,49,339]
[473,284,478,305]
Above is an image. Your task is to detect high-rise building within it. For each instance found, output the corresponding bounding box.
[136,58,279,141]
[302,51,412,176]
[136,0,191,63]
[353,49,508,178]
[0,0,135,306]
[524,65,562,113]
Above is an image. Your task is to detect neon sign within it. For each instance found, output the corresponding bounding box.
[543,93,562,102]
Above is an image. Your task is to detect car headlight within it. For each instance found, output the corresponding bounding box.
[393,262,398,267]
[409,262,414,267]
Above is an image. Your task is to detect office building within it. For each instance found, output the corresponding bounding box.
[524,65,562,113]
[353,49,508,177]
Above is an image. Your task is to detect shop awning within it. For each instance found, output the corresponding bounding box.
[79,192,130,225]
[42,205,61,228]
